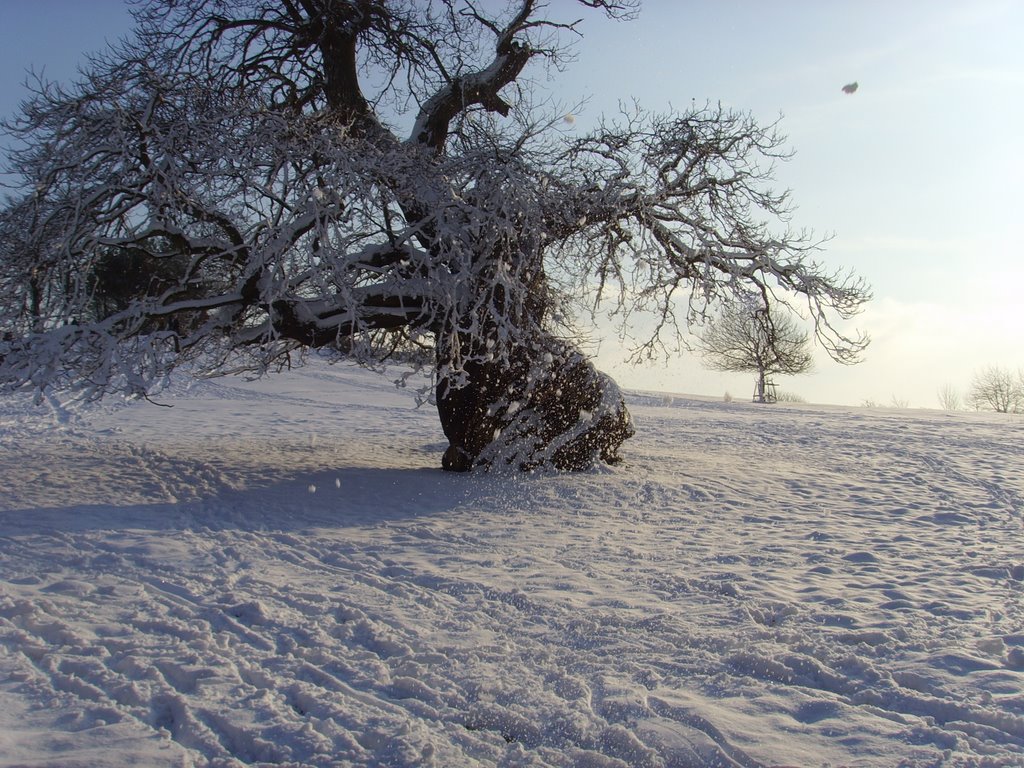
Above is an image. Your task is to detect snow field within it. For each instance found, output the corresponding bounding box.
[1,362,1023,767]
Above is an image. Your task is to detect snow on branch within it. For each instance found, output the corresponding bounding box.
[1,0,868,410]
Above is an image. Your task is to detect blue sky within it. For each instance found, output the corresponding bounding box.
[2,1,1021,407]
[564,1,1024,406]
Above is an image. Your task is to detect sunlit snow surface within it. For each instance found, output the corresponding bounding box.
[1,361,1022,767]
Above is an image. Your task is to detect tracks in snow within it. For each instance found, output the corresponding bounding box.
[1,370,1023,766]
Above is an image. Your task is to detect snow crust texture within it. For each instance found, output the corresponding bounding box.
[1,363,1023,767]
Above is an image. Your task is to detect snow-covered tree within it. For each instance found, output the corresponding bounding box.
[0,0,870,470]
[699,302,814,403]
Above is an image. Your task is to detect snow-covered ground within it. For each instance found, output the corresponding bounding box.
[1,361,1022,768]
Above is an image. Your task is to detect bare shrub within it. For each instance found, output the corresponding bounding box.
[937,384,961,411]
[775,391,807,403]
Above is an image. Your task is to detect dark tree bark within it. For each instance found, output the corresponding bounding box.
[436,332,633,472]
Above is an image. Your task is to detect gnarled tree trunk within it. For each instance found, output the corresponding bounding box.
[436,333,633,472]
[432,231,633,472]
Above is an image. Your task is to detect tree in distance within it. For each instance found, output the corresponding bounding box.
[699,302,815,403]
[967,366,1023,413]
[0,0,870,471]
[937,383,961,411]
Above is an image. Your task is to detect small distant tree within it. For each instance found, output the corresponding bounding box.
[967,366,1024,413]
[699,302,814,403]
[937,384,961,411]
